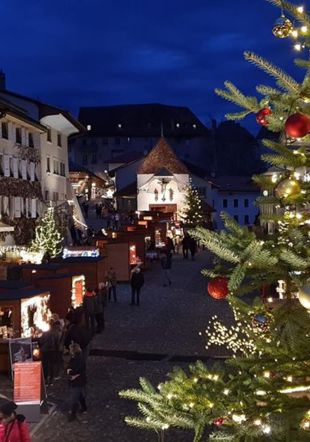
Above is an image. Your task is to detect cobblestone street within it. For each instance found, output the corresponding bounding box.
[5,251,233,442]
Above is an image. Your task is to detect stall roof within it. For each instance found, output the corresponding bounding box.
[0,288,48,300]
[0,281,33,290]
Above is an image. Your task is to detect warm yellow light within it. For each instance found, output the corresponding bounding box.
[291,29,299,38]
[301,25,308,33]
[263,371,271,378]
[254,419,262,426]
[294,43,302,51]
[297,6,304,13]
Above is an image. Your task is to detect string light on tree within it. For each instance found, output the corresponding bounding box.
[30,207,63,258]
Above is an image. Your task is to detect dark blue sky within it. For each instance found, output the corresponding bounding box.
[1,0,303,133]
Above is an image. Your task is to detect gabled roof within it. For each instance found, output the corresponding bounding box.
[210,176,259,193]
[78,103,209,137]
[0,89,85,133]
[138,138,189,175]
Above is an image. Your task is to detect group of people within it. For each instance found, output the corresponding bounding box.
[182,232,197,260]
[36,267,119,422]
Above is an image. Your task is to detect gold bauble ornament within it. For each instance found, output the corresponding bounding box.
[272,15,293,38]
[298,284,310,310]
[275,178,301,199]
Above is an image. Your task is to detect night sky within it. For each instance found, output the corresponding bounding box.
[1,0,304,133]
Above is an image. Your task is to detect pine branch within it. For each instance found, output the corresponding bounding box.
[225,110,251,121]
[279,249,309,269]
[256,84,282,97]
[215,81,259,112]
[244,51,300,94]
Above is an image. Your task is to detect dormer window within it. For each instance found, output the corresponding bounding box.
[57,133,62,147]
[87,124,92,131]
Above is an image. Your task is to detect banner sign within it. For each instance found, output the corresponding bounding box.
[14,361,41,403]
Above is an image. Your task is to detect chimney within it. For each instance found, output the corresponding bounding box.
[0,71,6,90]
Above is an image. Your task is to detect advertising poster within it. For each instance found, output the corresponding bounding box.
[14,361,41,403]
[9,338,33,378]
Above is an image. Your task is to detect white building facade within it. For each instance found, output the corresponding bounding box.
[137,138,190,217]
[209,176,259,230]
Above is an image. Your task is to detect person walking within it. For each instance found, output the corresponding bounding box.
[67,343,87,422]
[64,316,92,364]
[130,266,144,306]
[189,236,197,261]
[160,249,172,287]
[107,268,117,302]
[0,400,31,442]
[39,319,61,386]
[182,233,190,259]
[83,289,97,336]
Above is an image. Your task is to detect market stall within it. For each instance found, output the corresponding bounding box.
[0,285,51,373]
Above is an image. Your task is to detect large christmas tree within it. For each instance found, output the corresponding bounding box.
[181,183,205,228]
[120,1,310,441]
[31,207,63,258]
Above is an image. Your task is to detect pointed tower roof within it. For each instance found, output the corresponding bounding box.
[138,137,189,174]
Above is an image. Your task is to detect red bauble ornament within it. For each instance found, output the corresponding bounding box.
[207,277,229,300]
[256,107,272,126]
[214,417,225,427]
[284,112,310,138]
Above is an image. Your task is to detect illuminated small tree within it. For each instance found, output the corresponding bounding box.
[31,207,63,258]
[181,184,204,227]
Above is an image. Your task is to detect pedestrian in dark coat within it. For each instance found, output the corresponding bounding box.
[67,343,87,422]
[107,268,117,302]
[130,266,144,306]
[0,400,30,442]
[189,237,197,261]
[64,318,92,364]
[39,320,61,385]
[83,289,97,335]
[182,233,190,259]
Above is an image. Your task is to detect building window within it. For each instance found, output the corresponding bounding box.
[87,124,91,131]
[57,133,62,147]
[15,128,22,144]
[47,128,52,142]
[46,157,50,173]
[53,160,59,174]
[244,198,249,208]
[82,154,88,165]
[1,122,8,139]
[60,162,66,176]
[28,133,34,147]
[234,199,238,208]
[45,190,49,200]
[117,123,122,129]
[53,192,59,201]
[91,153,97,164]
[244,215,249,224]
[234,215,239,222]
[223,199,228,208]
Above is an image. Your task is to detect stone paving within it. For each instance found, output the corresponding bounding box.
[1,251,233,441]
